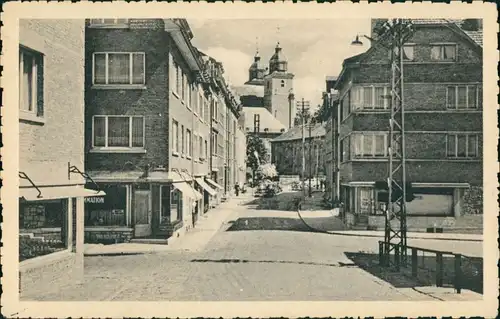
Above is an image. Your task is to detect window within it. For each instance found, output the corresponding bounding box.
[340,137,350,162]
[211,132,216,155]
[93,52,145,85]
[351,86,389,110]
[340,91,351,120]
[447,134,478,158]
[199,93,203,118]
[212,100,217,120]
[174,62,181,95]
[93,116,144,148]
[353,133,387,158]
[254,114,261,132]
[204,97,210,122]
[281,80,285,88]
[389,45,415,61]
[186,129,192,157]
[447,85,478,109]
[205,139,208,159]
[187,83,191,108]
[430,44,457,61]
[181,72,186,101]
[19,48,43,117]
[172,120,179,153]
[181,125,185,154]
[199,136,203,160]
[89,19,129,27]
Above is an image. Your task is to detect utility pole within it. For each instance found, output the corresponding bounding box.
[297,98,310,197]
[308,122,312,197]
[381,19,414,269]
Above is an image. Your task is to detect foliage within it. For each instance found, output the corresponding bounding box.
[246,134,268,173]
[257,163,278,180]
[293,107,312,126]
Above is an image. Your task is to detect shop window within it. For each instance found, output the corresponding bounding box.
[170,189,182,222]
[161,186,171,224]
[85,185,127,226]
[19,199,68,261]
[406,188,454,216]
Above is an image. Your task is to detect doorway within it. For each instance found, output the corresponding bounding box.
[134,189,151,238]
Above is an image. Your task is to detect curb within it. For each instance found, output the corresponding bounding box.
[324,230,483,242]
[296,199,482,243]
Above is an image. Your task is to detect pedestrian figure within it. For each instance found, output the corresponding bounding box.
[235,183,240,196]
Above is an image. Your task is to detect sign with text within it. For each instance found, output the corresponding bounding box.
[85,196,105,204]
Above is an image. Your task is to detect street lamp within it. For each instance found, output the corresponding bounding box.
[351,19,414,269]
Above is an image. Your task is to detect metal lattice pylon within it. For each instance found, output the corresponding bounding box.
[382,19,414,269]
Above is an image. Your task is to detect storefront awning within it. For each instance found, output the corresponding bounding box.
[195,178,217,196]
[173,182,202,200]
[205,178,223,190]
[20,186,106,201]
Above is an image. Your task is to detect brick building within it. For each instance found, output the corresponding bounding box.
[84,19,234,243]
[327,19,483,231]
[18,19,104,293]
[270,122,326,179]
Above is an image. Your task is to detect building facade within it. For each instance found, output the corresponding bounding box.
[18,19,104,294]
[328,19,483,231]
[271,123,326,178]
[84,19,227,243]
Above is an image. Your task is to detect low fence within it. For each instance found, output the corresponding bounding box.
[379,241,483,294]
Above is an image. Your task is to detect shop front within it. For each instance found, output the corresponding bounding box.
[195,177,217,212]
[85,170,203,243]
[341,182,476,231]
[19,185,105,263]
[205,177,223,207]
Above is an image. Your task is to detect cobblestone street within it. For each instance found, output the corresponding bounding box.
[21,197,482,302]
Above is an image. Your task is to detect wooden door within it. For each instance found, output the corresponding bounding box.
[134,190,152,238]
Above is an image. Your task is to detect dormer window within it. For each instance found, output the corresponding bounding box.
[430,43,457,62]
[89,19,130,28]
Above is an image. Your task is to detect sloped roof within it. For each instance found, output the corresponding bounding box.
[242,107,285,133]
[271,122,326,142]
[410,18,483,47]
[232,84,265,98]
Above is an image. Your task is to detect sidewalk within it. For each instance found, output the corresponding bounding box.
[84,196,249,256]
[326,230,483,242]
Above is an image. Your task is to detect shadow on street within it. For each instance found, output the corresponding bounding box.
[242,191,302,211]
[226,216,322,233]
[190,258,357,268]
[344,251,483,294]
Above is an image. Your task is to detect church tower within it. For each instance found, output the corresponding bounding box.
[263,42,295,129]
[246,50,266,86]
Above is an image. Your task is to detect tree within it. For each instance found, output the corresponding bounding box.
[257,163,278,180]
[246,134,268,179]
[293,107,312,126]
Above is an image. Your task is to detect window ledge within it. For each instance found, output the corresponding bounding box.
[92,84,146,90]
[181,154,185,158]
[90,147,147,154]
[20,112,45,125]
[186,155,192,160]
[172,151,180,157]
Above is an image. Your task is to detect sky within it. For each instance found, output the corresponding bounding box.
[189,19,371,110]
